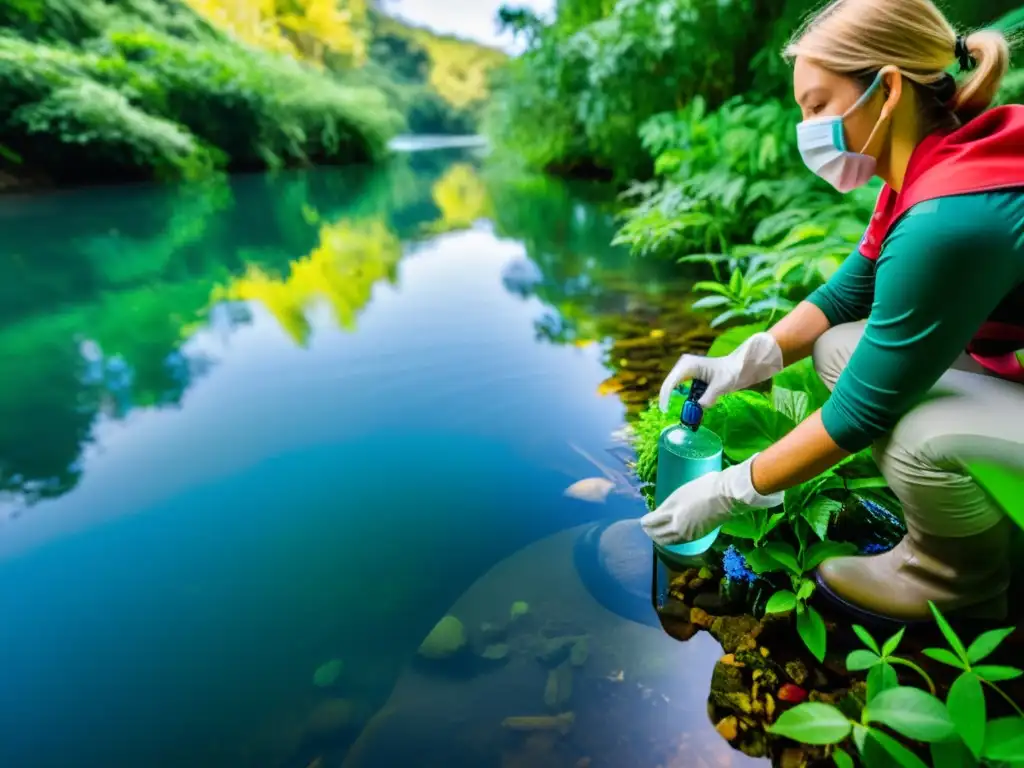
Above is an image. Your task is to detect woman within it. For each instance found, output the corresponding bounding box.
[640,0,1024,624]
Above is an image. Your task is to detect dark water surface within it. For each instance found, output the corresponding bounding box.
[0,147,761,767]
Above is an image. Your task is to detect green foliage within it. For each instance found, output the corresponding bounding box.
[629,323,906,659]
[488,0,1024,182]
[0,0,400,184]
[487,0,782,181]
[769,603,1024,767]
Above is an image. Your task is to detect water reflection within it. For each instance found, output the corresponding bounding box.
[0,148,759,767]
[336,525,759,768]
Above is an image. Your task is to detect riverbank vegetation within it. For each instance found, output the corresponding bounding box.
[0,0,506,187]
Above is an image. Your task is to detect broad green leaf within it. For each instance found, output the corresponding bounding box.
[765,590,797,614]
[772,385,811,424]
[869,729,931,768]
[929,736,980,768]
[847,649,880,671]
[797,604,827,663]
[966,627,1015,665]
[721,511,761,540]
[772,357,832,412]
[763,511,786,539]
[833,748,854,768]
[882,627,906,658]
[701,391,795,462]
[947,673,986,758]
[929,602,969,665]
[864,686,955,743]
[853,624,881,654]
[867,662,898,702]
[983,717,1024,762]
[804,540,858,571]
[767,702,851,745]
[803,497,844,541]
[973,665,1023,682]
[744,546,783,574]
[764,541,801,575]
[796,578,816,602]
[923,647,966,670]
[707,322,767,357]
[852,723,868,753]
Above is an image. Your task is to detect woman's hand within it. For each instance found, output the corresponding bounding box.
[640,454,784,546]
[658,332,784,411]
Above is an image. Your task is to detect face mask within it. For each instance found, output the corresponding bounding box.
[796,74,889,193]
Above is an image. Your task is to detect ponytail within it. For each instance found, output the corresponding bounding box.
[953,29,1012,122]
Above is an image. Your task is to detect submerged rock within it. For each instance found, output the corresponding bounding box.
[312,659,344,688]
[569,638,589,667]
[543,663,574,711]
[510,601,530,621]
[709,615,761,654]
[417,615,467,660]
[481,643,509,661]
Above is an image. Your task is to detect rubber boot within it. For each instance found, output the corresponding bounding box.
[815,516,1012,624]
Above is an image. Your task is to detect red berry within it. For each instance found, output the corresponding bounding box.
[777,683,807,703]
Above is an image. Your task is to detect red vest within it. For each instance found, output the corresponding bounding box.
[857,105,1024,382]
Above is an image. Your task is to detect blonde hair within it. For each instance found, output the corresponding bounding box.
[784,0,1011,124]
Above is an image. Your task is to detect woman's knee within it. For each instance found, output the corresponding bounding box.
[871,392,1022,537]
[812,321,866,391]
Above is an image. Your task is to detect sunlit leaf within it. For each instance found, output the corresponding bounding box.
[966,627,1015,665]
[767,702,851,745]
[983,717,1024,762]
[869,728,931,768]
[847,650,880,671]
[947,673,985,758]
[864,687,955,743]
[867,661,898,702]
[797,605,827,663]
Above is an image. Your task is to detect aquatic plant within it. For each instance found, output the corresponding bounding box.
[766,601,1024,767]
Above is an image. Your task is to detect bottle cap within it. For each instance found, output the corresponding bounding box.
[680,379,707,432]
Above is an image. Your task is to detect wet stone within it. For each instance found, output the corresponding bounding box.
[784,660,809,686]
[543,663,574,711]
[481,643,510,661]
[710,615,761,653]
[715,716,739,742]
[569,638,589,667]
[535,637,580,667]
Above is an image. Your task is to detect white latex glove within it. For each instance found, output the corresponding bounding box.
[658,332,784,411]
[640,455,784,546]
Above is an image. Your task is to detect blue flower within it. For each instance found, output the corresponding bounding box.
[722,545,757,584]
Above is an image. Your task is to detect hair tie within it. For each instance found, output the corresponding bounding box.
[954,35,976,73]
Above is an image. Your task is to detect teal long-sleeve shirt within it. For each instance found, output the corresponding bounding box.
[806,189,1024,453]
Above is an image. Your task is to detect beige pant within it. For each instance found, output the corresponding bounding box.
[813,321,1024,538]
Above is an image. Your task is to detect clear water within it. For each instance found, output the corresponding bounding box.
[0,147,763,767]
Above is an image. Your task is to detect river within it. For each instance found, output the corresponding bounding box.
[0,145,762,767]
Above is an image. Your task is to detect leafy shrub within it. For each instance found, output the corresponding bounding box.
[768,602,1024,767]
[0,0,400,184]
[630,324,907,659]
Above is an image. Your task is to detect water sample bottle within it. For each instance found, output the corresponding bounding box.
[652,379,724,569]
